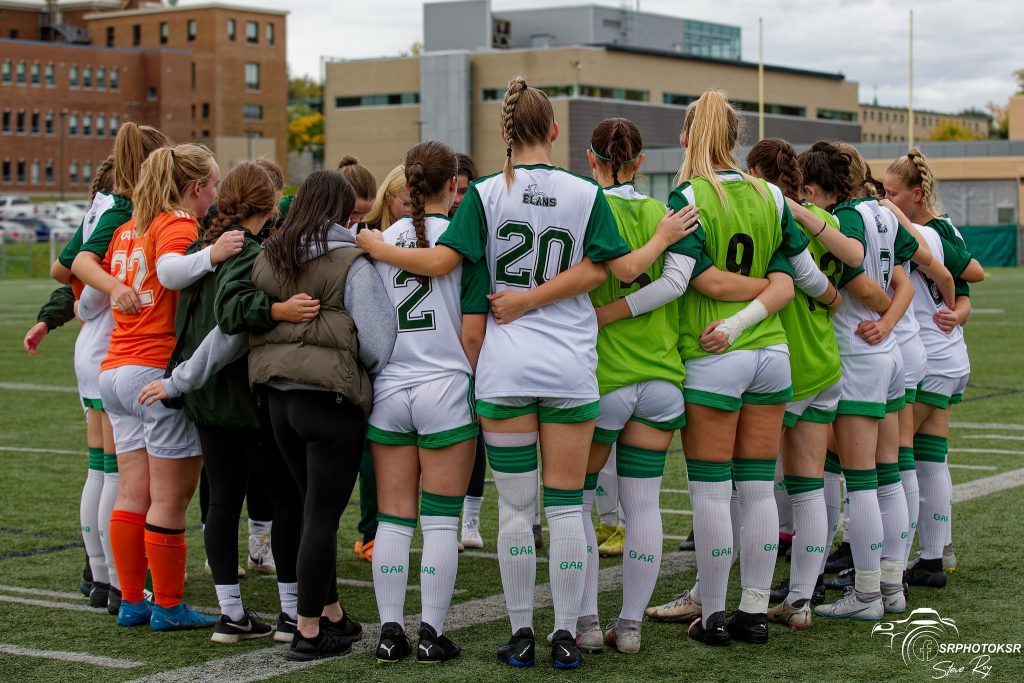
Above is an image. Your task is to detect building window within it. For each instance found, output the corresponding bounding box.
[662,92,699,106]
[191,103,195,119]
[30,62,39,85]
[31,159,40,185]
[817,109,857,122]
[109,114,119,136]
[9,29,17,39]
[16,110,24,134]
[245,63,260,90]
[2,60,10,83]
[201,102,209,119]
[45,159,54,184]
[83,113,92,136]
[2,160,9,183]
[266,23,274,45]
[45,63,54,86]
[110,67,119,90]
[201,129,210,137]
[246,20,258,44]
[146,86,157,101]
[1,110,9,133]
[243,104,263,120]
[83,66,92,88]
[69,160,78,184]
[188,19,197,42]
[44,111,53,135]
[335,92,421,108]
[227,18,236,41]
[106,26,115,47]
[191,62,196,90]
[96,114,105,137]
[132,24,141,46]
[16,61,25,84]
[83,161,93,185]
[70,64,79,87]
[31,111,39,134]
[69,113,78,135]
[17,159,25,183]
[160,21,168,45]
[97,67,106,89]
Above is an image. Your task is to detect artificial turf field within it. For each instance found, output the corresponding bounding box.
[1,271,1023,682]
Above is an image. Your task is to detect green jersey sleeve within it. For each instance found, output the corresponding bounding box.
[836,261,865,289]
[835,207,866,246]
[438,184,487,263]
[766,248,795,277]
[779,201,809,257]
[666,183,705,258]
[692,251,713,278]
[939,236,971,280]
[894,224,919,264]
[583,189,630,263]
[36,284,76,331]
[460,258,490,314]
[58,224,84,268]
[214,236,276,335]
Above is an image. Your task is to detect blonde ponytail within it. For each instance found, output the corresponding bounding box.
[113,121,170,200]
[133,143,213,236]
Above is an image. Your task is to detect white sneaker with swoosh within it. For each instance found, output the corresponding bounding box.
[814,589,883,621]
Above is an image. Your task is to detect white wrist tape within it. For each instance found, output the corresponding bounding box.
[715,299,768,345]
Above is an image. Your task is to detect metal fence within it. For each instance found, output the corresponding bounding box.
[0,234,73,278]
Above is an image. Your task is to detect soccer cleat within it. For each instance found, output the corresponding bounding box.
[644,589,701,623]
[211,609,274,644]
[287,626,352,662]
[678,530,695,551]
[598,526,625,557]
[825,567,855,590]
[943,543,958,572]
[376,622,411,663]
[770,576,827,605]
[417,623,460,664]
[107,586,122,616]
[89,581,110,609]
[576,615,604,653]
[274,612,297,644]
[80,556,93,597]
[778,536,793,563]
[203,559,246,578]
[117,598,152,627]
[813,574,827,604]
[824,542,853,573]
[150,603,217,631]
[551,629,582,669]
[906,557,947,588]
[814,588,883,621]
[726,610,768,644]
[497,627,536,668]
[595,523,618,546]
[604,619,641,654]
[532,524,544,549]
[461,516,484,549]
[322,611,363,641]
[687,611,730,646]
[767,600,812,629]
[882,585,907,614]
[247,533,276,575]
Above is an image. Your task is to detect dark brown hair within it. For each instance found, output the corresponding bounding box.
[203,162,277,246]
[836,142,882,199]
[590,118,642,185]
[456,153,477,182]
[113,121,170,200]
[500,75,554,189]
[798,141,854,209]
[337,155,377,200]
[253,157,285,191]
[261,169,354,284]
[746,138,803,198]
[405,141,458,284]
[91,154,115,199]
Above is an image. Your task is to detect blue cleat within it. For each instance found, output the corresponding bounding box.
[150,603,217,631]
[497,627,535,668]
[117,598,153,627]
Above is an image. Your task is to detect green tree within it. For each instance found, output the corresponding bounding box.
[288,75,323,103]
[928,121,980,141]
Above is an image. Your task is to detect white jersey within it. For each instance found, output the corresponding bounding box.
[889,206,922,348]
[911,224,970,377]
[439,165,629,400]
[372,215,483,402]
[74,192,119,400]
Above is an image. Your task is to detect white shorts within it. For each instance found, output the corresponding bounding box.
[476,395,599,424]
[367,373,478,449]
[784,380,841,428]
[99,365,201,459]
[837,351,905,419]
[594,380,686,444]
[899,336,928,402]
[918,373,970,410]
[74,308,114,402]
[683,344,792,412]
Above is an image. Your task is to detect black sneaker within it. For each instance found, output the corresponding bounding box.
[769,578,790,604]
[211,609,274,644]
[825,542,853,573]
[274,612,297,644]
[825,567,856,590]
[726,610,768,644]
[107,586,122,616]
[321,610,363,641]
[906,558,947,588]
[532,524,544,549]
[687,611,730,646]
[417,623,460,664]
[497,627,535,668]
[779,537,792,562]
[812,575,826,605]
[80,556,93,597]
[678,530,695,551]
[376,622,411,663]
[550,629,581,670]
[286,626,352,662]
[89,581,109,609]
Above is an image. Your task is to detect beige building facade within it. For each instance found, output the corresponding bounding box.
[859,102,989,144]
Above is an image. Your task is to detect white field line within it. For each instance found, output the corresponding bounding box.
[662,488,689,494]
[0,584,83,600]
[970,308,1005,314]
[0,592,218,616]
[0,643,145,669]
[948,463,997,471]
[0,382,78,394]
[333,577,466,596]
[963,434,1024,441]
[952,467,1024,503]
[950,448,1024,456]
[0,446,83,456]
[662,509,693,516]
[952,422,1024,431]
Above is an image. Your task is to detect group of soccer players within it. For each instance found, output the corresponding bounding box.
[23,76,982,669]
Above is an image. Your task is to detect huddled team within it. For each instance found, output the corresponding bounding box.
[21,76,983,668]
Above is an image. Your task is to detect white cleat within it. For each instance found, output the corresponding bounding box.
[247,533,276,575]
[767,600,812,629]
[814,589,883,621]
[460,517,484,549]
[604,620,641,654]
[883,589,907,614]
[644,589,702,623]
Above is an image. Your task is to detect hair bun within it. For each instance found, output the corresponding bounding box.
[338,156,360,168]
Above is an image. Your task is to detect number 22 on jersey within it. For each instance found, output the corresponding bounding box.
[110,247,155,307]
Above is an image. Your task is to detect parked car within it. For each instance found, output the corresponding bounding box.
[0,220,37,243]
[11,215,73,242]
[0,195,34,219]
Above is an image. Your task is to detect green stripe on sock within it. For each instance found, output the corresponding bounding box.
[685,459,731,483]
[377,513,417,529]
[88,447,104,471]
[584,472,599,491]
[784,475,824,495]
[543,486,583,507]
[913,433,948,463]
[420,491,464,517]
[876,462,901,487]
[898,446,916,471]
[485,443,538,473]
[733,458,776,482]
[103,453,118,474]
[616,444,667,479]
[843,468,878,492]
[824,450,842,474]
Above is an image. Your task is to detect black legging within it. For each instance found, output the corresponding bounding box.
[267,388,365,619]
[198,417,303,587]
[199,464,273,525]
[466,433,486,498]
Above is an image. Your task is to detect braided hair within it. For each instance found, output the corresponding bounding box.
[202,162,277,246]
[404,141,458,283]
[746,138,803,198]
[590,118,642,186]
[886,147,938,213]
[500,75,554,190]
[91,155,116,200]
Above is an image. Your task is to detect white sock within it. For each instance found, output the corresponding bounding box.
[618,472,663,621]
[485,431,539,633]
[686,459,733,626]
[580,474,600,620]
[419,491,463,635]
[788,483,826,605]
[215,583,244,621]
[773,455,793,536]
[734,460,778,614]
[248,518,271,538]
[544,491,586,634]
[596,445,619,527]
[372,519,415,625]
[99,467,119,589]
[730,486,742,562]
[463,495,483,520]
[916,460,951,560]
[80,460,108,584]
[877,480,909,583]
[844,469,883,597]
[900,468,920,566]
[943,463,954,547]
[277,581,298,619]
[821,469,843,576]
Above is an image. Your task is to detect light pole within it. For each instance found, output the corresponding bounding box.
[58,107,68,200]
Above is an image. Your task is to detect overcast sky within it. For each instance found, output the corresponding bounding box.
[191,0,1019,113]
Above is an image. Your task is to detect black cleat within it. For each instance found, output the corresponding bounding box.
[769,578,790,605]
[322,610,363,641]
[825,542,854,574]
[532,524,544,549]
[417,623,460,664]
[726,610,768,644]
[376,622,411,663]
[89,581,109,609]
[906,558,947,588]
[497,627,535,668]
[211,609,274,644]
[825,567,855,590]
[107,586,122,616]
[688,611,731,646]
[779,537,792,562]
[80,556,93,597]
[813,575,826,605]
[286,626,351,661]
[550,629,581,670]
[678,530,695,551]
